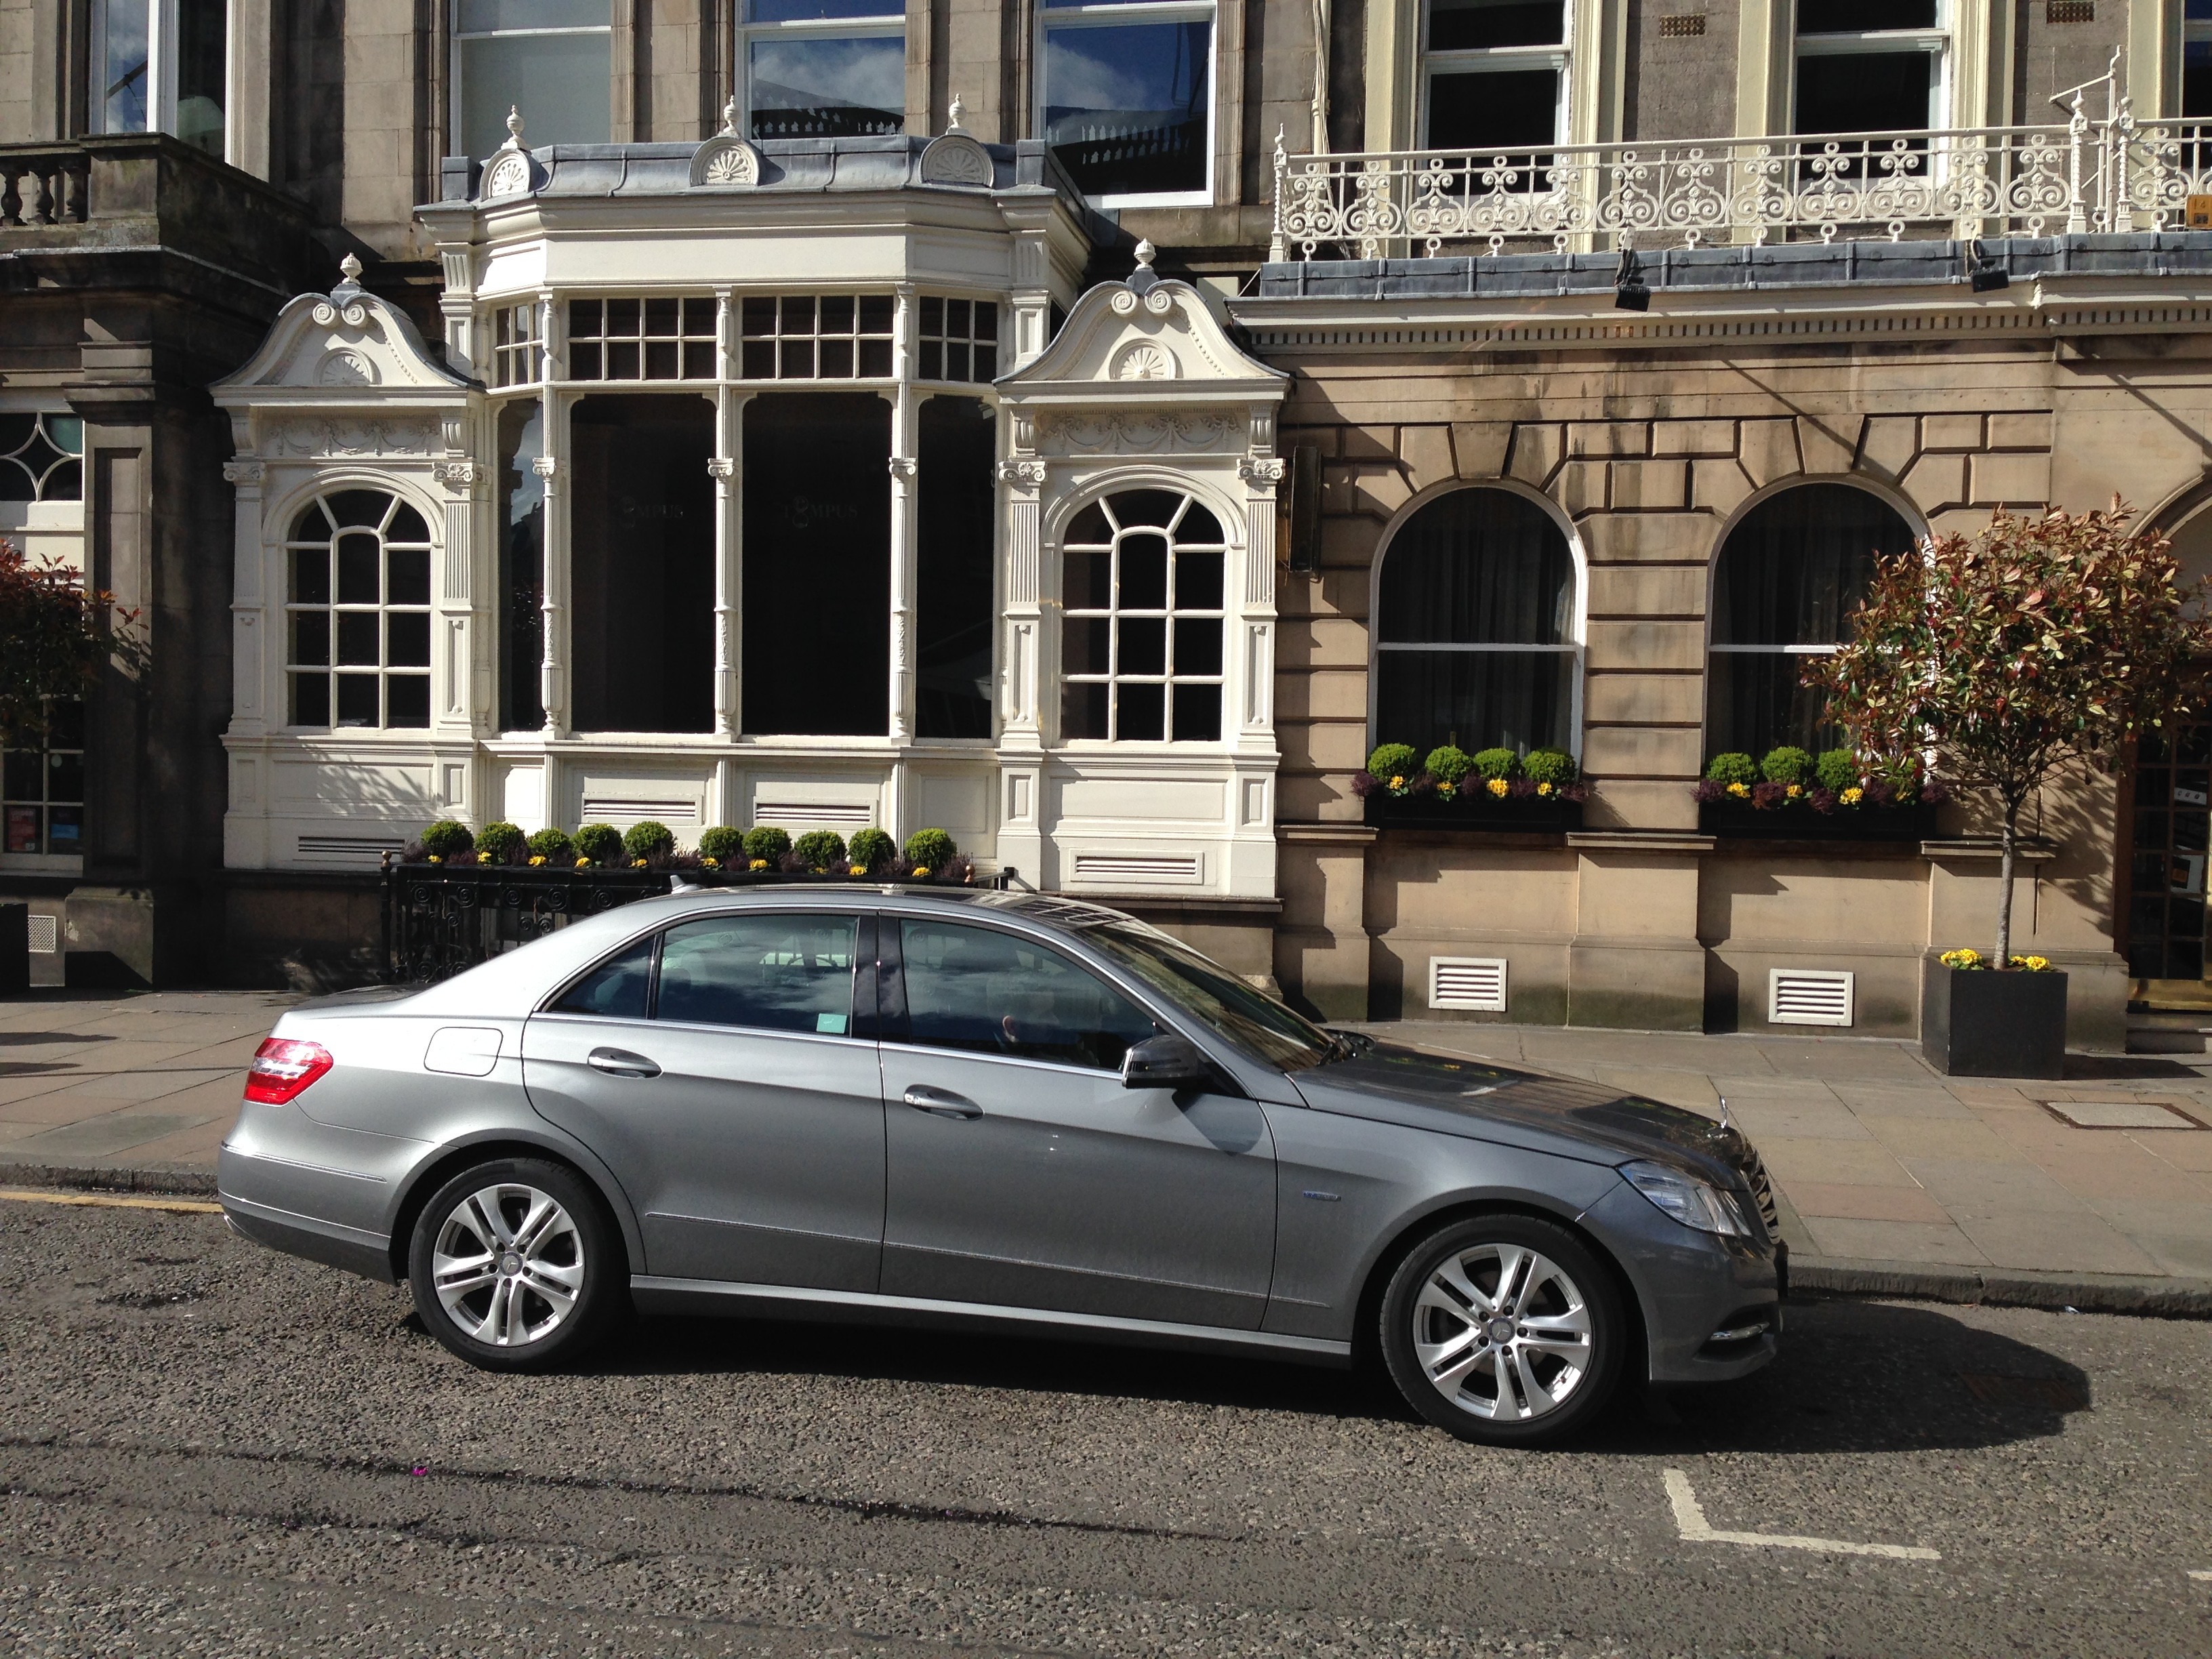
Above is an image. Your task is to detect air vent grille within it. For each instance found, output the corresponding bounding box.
[580,797,701,825]
[296,834,406,864]
[1658,12,1706,36]
[1069,853,1203,885]
[1768,968,1853,1027]
[753,801,875,828]
[1429,956,1507,1012]
[26,914,57,954]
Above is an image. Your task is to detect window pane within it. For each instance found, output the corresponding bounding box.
[1705,652,1838,759]
[552,933,655,1020]
[1065,616,1111,674]
[1376,648,1574,757]
[1063,679,1109,739]
[1710,484,1914,645]
[291,611,329,668]
[1065,503,1113,545]
[388,545,431,605]
[1118,680,1164,740]
[1066,549,1113,608]
[1109,488,1183,529]
[1174,499,1222,544]
[292,672,329,726]
[1795,51,1934,137]
[1427,0,1564,52]
[336,613,381,666]
[1118,616,1166,675]
[1378,489,1571,646]
[47,805,83,851]
[750,0,899,18]
[387,504,431,544]
[290,549,330,606]
[498,401,546,731]
[329,489,390,529]
[1173,616,1222,676]
[461,0,610,28]
[176,0,229,156]
[899,920,1156,1071]
[100,0,152,132]
[335,674,380,726]
[915,396,997,739]
[655,914,859,1033]
[1427,68,1558,151]
[1170,681,1220,741]
[1174,550,1223,610]
[1044,21,1212,197]
[1797,0,1934,31]
[387,611,432,668]
[1119,535,1168,608]
[387,674,432,728]
[749,35,906,139]
[337,533,382,604]
[460,32,613,159]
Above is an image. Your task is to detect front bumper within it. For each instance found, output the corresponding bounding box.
[1581,1182,1784,1383]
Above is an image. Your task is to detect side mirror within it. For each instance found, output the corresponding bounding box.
[1122,1032,1214,1092]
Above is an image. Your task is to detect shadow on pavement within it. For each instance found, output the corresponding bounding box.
[590,1293,2088,1456]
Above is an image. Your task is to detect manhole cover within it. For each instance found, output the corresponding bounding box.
[1959,1373,2090,1411]
[2039,1099,2203,1130]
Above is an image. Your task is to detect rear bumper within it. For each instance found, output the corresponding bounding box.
[220,1184,396,1283]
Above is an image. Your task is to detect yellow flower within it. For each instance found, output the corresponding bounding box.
[427,854,443,864]
[1785,783,1803,798]
[1726,781,1750,798]
[575,857,591,868]
[632,857,649,868]
[1388,775,1406,790]
[850,866,869,878]
[1940,947,1983,970]
[911,866,932,878]
[748,857,769,871]
[1437,781,1455,798]
[528,855,547,867]
[1841,786,1864,806]
[2013,954,2051,972]
[1536,781,1553,796]
[701,857,719,869]
[1486,777,1509,798]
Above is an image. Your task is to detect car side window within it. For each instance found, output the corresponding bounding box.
[550,935,655,1020]
[899,919,1157,1071]
[655,913,859,1036]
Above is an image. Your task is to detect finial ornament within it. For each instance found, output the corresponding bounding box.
[505,106,525,146]
[721,96,739,136]
[1134,239,1156,270]
[340,253,363,283]
[1274,124,1287,167]
[947,94,967,135]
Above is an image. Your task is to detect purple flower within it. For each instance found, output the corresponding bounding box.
[1808,786,1838,814]
[1692,779,1726,804]
[1751,781,1788,810]
[1351,769,1381,799]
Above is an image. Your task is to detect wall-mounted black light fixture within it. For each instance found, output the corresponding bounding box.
[1967,239,2009,293]
[1614,245,1650,311]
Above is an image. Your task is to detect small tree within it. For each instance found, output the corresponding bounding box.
[0,539,142,750]
[1807,504,2212,967]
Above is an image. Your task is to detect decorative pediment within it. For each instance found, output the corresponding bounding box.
[213,257,472,400]
[919,133,993,187]
[478,106,546,199]
[1000,244,1286,398]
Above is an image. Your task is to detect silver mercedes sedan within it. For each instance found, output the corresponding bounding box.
[220,888,1782,1446]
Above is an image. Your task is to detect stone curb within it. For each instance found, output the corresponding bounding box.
[0,1162,218,1198]
[1791,1254,2212,1319]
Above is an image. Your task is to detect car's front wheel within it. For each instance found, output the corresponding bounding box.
[1379,1214,1625,1446]
[407,1158,620,1372]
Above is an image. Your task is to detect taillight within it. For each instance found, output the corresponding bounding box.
[244,1038,334,1105]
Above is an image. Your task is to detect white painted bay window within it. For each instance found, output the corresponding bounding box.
[285,490,435,731]
[739,0,907,140]
[92,0,229,156]
[1039,0,1214,206]
[453,0,613,161]
[1793,1,1948,138]
[1420,0,1566,156]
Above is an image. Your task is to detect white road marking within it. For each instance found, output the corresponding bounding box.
[2190,1571,2212,1582]
[1663,1469,1940,1561]
[0,1188,222,1216]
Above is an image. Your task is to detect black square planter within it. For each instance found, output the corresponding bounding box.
[1921,965,2068,1078]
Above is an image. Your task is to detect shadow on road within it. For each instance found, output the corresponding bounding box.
[574,1292,2089,1455]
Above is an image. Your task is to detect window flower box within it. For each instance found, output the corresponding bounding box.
[1696,799,1940,842]
[1362,792,1585,832]
[1355,744,1588,834]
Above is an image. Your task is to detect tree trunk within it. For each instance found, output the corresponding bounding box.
[1995,800,2018,968]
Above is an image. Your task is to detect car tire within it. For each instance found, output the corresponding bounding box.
[1378,1213,1626,1447]
[406,1158,621,1372]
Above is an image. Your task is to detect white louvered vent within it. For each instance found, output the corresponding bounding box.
[753,800,875,828]
[580,797,701,825]
[1768,968,1854,1027]
[296,834,406,863]
[26,915,58,954]
[1069,853,1204,886]
[1429,956,1507,1012]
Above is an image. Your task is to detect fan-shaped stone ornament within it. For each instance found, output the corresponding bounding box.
[692,136,764,188]
[1111,341,1177,381]
[919,133,994,187]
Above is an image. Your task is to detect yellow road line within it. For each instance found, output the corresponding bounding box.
[0,1188,222,1215]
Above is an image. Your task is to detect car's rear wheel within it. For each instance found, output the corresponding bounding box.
[407,1158,620,1372]
[1379,1214,1624,1446]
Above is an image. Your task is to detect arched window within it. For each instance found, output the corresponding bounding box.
[1706,483,1919,758]
[1060,489,1227,742]
[283,489,433,730]
[1374,487,1576,758]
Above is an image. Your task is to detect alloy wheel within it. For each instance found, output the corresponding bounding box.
[1410,1242,1595,1421]
[430,1183,586,1347]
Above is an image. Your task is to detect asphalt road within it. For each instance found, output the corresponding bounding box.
[0,1197,2207,1658]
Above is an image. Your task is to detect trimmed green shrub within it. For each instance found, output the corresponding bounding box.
[1424,745,1473,785]
[1471,747,1519,782]
[420,819,474,859]
[527,827,575,865]
[794,830,846,869]
[623,821,676,861]
[476,821,526,864]
[1522,748,1579,787]
[741,825,791,865]
[1759,745,1814,787]
[697,825,745,863]
[573,824,623,865]
[1366,743,1419,782]
[847,828,897,872]
[1815,748,1860,794]
[1704,752,1758,786]
[904,827,957,870]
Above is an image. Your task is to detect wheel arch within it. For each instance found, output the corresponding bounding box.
[387,1132,645,1284]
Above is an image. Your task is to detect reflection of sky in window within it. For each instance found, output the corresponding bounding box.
[458,0,609,28]
[1043,22,1207,136]
[749,0,899,18]
[101,0,151,131]
[509,407,544,525]
[750,35,905,125]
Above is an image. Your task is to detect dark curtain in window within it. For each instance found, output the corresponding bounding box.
[915,397,996,739]
[1706,482,1918,758]
[496,401,545,732]
[569,394,716,733]
[743,392,891,735]
[1374,488,1575,756]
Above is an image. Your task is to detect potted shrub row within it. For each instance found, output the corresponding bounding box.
[1353,743,1587,830]
[1694,746,1945,840]
[400,820,979,885]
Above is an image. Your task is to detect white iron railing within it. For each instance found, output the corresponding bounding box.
[1268,108,2212,261]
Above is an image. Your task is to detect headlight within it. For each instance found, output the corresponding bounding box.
[1620,1160,1750,1237]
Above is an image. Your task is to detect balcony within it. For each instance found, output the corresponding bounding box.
[1268,110,2212,262]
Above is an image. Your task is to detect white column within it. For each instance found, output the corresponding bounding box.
[1237,455,1285,739]
[535,294,567,738]
[713,290,740,740]
[434,455,479,733]
[887,283,918,741]
[222,458,268,736]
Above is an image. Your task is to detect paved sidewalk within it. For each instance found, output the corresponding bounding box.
[4,990,2209,1300]
[1364,1020,2212,1289]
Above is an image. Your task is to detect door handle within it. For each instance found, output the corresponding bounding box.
[587,1046,661,1078]
[901,1085,982,1120]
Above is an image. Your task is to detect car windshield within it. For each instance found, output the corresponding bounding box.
[1086,921,1336,1072]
